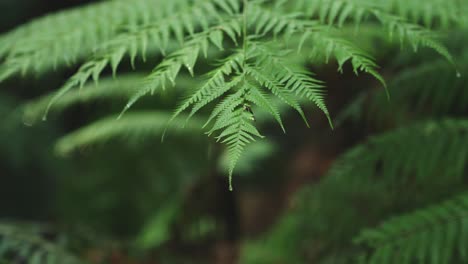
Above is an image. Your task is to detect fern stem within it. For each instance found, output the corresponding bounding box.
[242,0,248,63]
[226,0,250,192]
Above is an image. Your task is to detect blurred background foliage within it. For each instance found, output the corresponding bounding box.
[0,0,467,264]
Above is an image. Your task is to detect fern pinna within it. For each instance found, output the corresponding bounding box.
[0,0,453,190]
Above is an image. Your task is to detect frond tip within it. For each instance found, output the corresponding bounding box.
[209,104,264,191]
[22,75,143,125]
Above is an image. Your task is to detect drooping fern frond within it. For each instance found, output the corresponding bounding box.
[108,17,243,118]
[246,2,388,93]
[21,72,201,126]
[172,50,264,190]
[373,11,455,66]
[252,42,330,118]
[289,0,468,29]
[93,0,240,63]
[374,0,468,28]
[55,111,205,155]
[22,74,144,125]
[0,0,164,79]
[0,0,456,186]
[336,44,468,126]
[286,0,377,27]
[251,1,454,95]
[170,40,331,188]
[298,28,387,96]
[45,6,242,118]
[170,49,245,122]
[355,192,468,264]
[287,0,455,65]
[0,222,83,264]
[0,0,241,81]
[372,54,467,120]
[328,119,468,184]
[209,100,263,191]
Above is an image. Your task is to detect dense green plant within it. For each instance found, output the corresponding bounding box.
[0,0,455,189]
[0,0,467,263]
[0,222,82,264]
[239,1,468,263]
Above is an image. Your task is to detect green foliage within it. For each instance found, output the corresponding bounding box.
[0,222,83,264]
[290,0,467,29]
[374,0,468,27]
[22,75,144,125]
[335,29,468,127]
[238,1,468,262]
[241,78,468,263]
[136,196,183,250]
[55,111,205,155]
[329,119,468,184]
[0,0,454,187]
[356,192,468,264]
[1,0,468,263]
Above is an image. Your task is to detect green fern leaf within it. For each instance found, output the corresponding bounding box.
[328,119,468,184]
[355,192,468,264]
[209,105,264,191]
[55,111,205,155]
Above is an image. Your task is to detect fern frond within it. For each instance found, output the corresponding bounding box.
[22,75,144,125]
[374,0,468,28]
[374,11,455,65]
[373,57,467,119]
[241,118,468,263]
[90,0,240,73]
[329,119,468,184]
[286,0,454,66]
[383,53,468,114]
[202,88,243,128]
[168,39,332,184]
[239,7,387,95]
[0,0,163,80]
[251,42,332,125]
[288,0,376,27]
[0,0,243,82]
[300,29,386,93]
[244,84,285,132]
[0,0,456,185]
[116,17,242,117]
[289,0,468,29]
[337,48,468,125]
[247,2,316,37]
[355,192,468,264]
[0,222,82,264]
[208,99,264,191]
[245,66,309,126]
[219,138,277,175]
[55,111,204,155]
[42,18,235,120]
[171,50,245,122]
